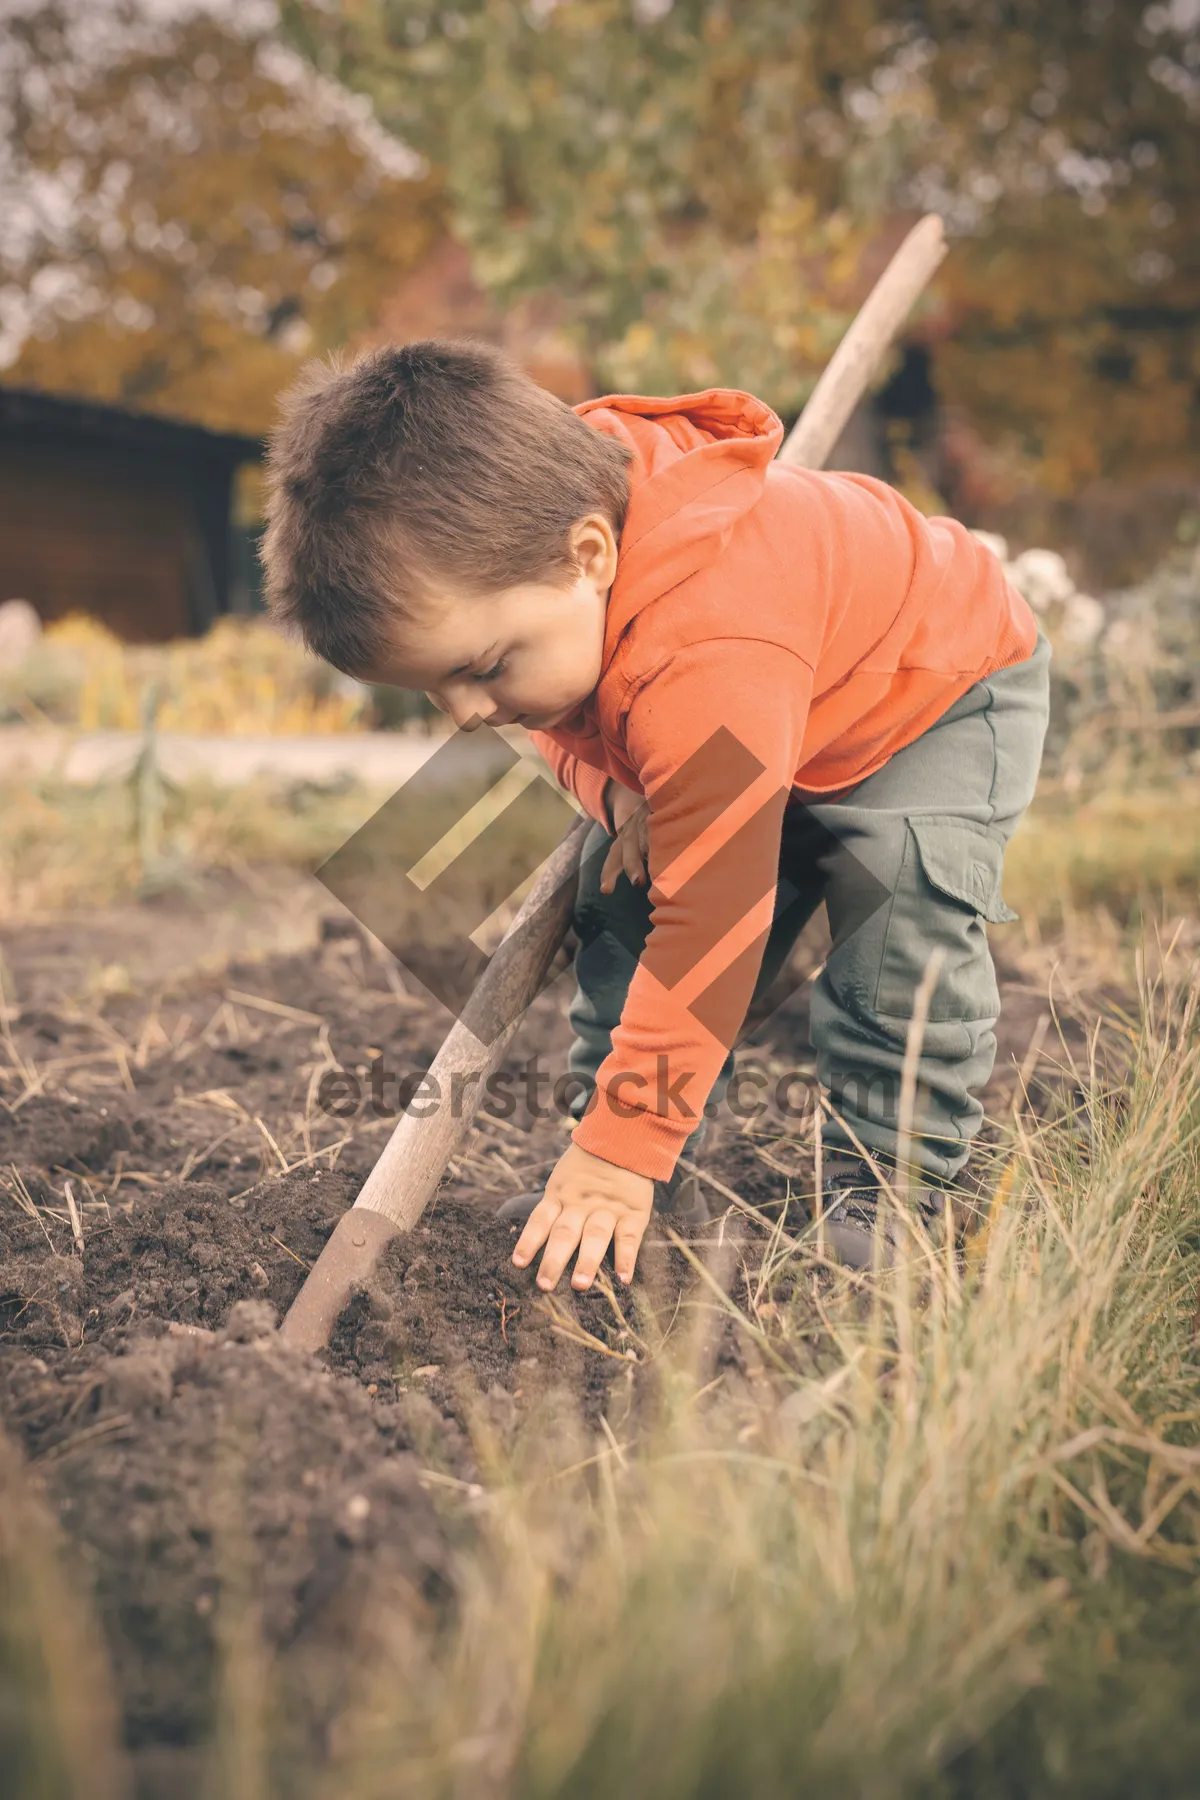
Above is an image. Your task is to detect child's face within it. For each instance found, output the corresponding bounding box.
[366,515,617,733]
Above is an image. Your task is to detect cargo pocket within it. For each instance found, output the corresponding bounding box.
[874,816,1018,1023]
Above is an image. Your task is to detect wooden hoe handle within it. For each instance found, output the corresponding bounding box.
[280,213,947,1353]
[778,213,946,472]
[281,814,591,1351]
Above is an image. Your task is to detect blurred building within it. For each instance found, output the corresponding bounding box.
[0,385,261,642]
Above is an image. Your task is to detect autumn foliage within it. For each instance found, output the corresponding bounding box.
[2,2,1196,523]
[0,4,441,437]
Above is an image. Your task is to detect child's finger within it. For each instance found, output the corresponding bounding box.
[511,1196,561,1269]
[598,836,624,895]
[570,1211,619,1291]
[621,832,648,887]
[533,1211,587,1291]
[612,1213,649,1285]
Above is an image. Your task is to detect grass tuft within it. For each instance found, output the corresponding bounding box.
[0,1426,131,1800]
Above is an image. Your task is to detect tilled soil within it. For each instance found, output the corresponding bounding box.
[0,874,1111,1793]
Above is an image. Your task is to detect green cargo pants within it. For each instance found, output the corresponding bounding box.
[564,630,1052,1181]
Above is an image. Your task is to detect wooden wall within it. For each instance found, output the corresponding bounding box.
[0,443,232,643]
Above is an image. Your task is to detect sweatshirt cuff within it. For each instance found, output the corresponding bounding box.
[570,1092,696,1182]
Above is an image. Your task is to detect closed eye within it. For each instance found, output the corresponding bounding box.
[473,657,507,682]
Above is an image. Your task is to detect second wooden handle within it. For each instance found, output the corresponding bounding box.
[778,214,946,473]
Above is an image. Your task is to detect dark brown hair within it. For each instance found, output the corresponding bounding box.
[260,338,632,676]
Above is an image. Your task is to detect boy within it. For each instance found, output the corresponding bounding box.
[262,339,1050,1295]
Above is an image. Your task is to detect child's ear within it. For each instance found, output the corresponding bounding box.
[569,513,620,589]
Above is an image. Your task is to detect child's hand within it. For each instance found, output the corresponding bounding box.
[511,1141,654,1292]
[601,779,651,894]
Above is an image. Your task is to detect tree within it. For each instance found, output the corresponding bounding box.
[283,0,1199,497]
[0,1,442,435]
[282,0,871,414]
[874,0,1200,498]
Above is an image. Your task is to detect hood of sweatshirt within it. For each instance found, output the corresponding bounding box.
[575,388,785,670]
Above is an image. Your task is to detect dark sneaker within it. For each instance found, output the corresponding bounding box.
[496,1139,711,1229]
[818,1151,947,1270]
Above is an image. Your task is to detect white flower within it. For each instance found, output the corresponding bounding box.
[1060,593,1106,646]
[1009,547,1075,613]
[0,598,41,667]
[970,529,1009,564]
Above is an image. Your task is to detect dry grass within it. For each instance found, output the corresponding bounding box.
[1002,778,1200,936]
[0,754,583,942]
[1,613,369,736]
[0,770,371,916]
[3,760,1197,952]
[0,1426,129,1800]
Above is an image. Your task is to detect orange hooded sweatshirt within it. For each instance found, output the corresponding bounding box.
[527,388,1038,1182]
